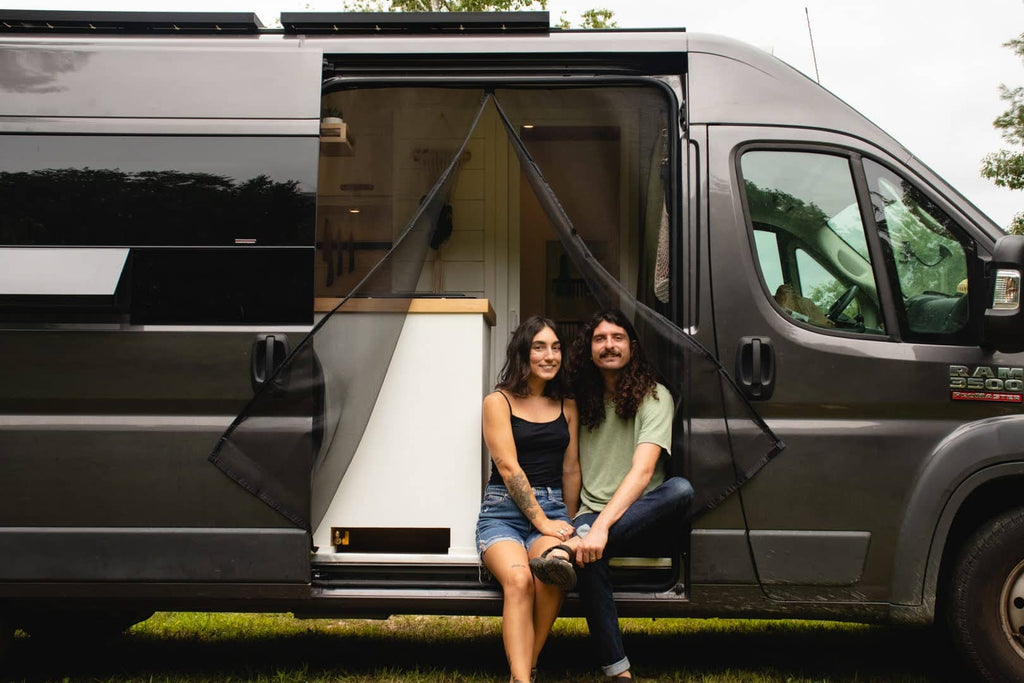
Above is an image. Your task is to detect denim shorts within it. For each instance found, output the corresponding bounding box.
[475,483,572,554]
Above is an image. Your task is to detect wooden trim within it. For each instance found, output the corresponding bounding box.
[314,297,495,326]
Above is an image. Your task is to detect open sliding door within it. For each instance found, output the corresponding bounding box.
[0,42,322,590]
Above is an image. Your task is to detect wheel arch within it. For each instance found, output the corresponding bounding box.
[889,415,1024,615]
[931,470,1024,611]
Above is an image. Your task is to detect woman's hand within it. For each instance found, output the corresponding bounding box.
[535,517,575,542]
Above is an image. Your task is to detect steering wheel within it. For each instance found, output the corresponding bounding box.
[826,285,859,322]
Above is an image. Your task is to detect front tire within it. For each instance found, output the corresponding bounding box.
[948,507,1024,682]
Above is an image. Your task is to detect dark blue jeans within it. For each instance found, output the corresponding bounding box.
[573,476,694,676]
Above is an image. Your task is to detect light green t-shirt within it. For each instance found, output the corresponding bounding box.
[578,382,673,515]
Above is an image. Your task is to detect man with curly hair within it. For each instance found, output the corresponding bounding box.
[530,309,693,681]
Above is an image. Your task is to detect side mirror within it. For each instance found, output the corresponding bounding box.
[984,234,1024,353]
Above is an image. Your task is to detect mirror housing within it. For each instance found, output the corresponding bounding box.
[984,234,1024,353]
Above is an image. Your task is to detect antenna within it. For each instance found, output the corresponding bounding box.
[805,6,821,83]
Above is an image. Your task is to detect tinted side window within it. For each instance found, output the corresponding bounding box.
[741,150,885,335]
[0,136,316,324]
[0,136,316,246]
[864,159,970,338]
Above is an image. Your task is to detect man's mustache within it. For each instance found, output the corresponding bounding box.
[599,350,622,358]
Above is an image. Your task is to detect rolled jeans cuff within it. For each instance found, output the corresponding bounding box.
[602,656,630,677]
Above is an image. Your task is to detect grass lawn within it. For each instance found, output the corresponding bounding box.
[2,613,959,682]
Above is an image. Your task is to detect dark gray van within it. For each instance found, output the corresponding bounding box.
[2,10,1024,681]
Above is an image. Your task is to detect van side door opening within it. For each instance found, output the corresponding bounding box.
[297,79,687,592]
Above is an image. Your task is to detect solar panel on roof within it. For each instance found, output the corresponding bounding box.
[280,11,549,35]
[0,10,263,35]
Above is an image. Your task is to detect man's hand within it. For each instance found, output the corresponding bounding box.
[575,525,608,566]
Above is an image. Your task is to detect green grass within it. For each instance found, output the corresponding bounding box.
[2,613,959,682]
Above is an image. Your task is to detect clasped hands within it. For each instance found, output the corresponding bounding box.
[537,519,608,567]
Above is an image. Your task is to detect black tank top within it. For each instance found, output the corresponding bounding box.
[487,392,569,489]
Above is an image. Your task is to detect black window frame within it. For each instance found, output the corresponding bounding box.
[736,143,892,341]
[736,142,985,346]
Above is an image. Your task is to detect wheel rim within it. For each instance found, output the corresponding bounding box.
[1000,556,1024,657]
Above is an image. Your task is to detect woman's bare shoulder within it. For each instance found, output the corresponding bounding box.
[483,390,511,411]
[562,397,579,420]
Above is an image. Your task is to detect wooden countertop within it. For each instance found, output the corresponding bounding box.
[314,297,495,326]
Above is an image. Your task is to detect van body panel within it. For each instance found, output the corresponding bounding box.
[280,30,688,57]
[681,125,768,587]
[685,40,906,152]
[0,42,322,119]
[0,117,317,136]
[0,327,310,582]
[748,530,871,586]
[0,528,309,582]
[685,42,1002,241]
[689,528,757,584]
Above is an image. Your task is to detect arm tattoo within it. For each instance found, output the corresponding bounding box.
[507,472,541,521]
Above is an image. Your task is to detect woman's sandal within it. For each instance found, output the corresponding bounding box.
[529,544,576,590]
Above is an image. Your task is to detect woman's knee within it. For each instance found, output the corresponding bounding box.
[502,565,536,599]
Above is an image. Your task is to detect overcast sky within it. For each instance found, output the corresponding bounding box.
[9,0,1024,228]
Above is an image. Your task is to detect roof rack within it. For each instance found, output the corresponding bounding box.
[281,11,550,35]
[0,10,264,35]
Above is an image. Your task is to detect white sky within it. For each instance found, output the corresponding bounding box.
[10,0,1024,228]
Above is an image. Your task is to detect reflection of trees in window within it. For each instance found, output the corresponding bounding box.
[807,279,852,314]
[876,178,966,298]
[0,168,314,246]
[744,180,830,235]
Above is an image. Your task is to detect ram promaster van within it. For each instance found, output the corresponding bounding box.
[4,9,1024,681]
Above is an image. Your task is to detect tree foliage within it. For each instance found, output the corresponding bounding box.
[348,0,546,10]
[579,8,615,28]
[337,0,616,28]
[983,34,1024,234]
[0,168,312,245]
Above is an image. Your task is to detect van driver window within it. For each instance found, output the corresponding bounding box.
[863,159,970,338]
[741,150,885,335]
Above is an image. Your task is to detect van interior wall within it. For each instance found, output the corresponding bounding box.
[519,133,622,342]
[310,85,669,558]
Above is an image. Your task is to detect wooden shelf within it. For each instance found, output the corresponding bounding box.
[314,297,495,326]
[320,122,354,156]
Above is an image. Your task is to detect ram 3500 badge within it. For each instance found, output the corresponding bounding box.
[949,365,1024,402]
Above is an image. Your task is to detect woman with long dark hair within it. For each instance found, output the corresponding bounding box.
[476,315,581,683]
